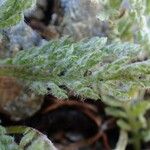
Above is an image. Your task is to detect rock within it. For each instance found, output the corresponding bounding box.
[0,22,45,121]
[0,33,9,58]
[26,0,102,40]
[0,77,43,121]
[37,0,47,10]
[6,21,44,50]
[31,8,45,20]
[28,19,59,40]
[60,0,102,40]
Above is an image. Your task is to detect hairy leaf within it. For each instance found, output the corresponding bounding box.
[0,37,149,101]
[0,125,57,150]
[0,0,35,29]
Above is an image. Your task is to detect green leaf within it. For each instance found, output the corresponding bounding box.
[0,37,149,101]
[131,101,150,117]
[0,126,20,150]
[0,0,35,29]
[101,95,124,107]
[6,126,57,150]
[142,129,150,142]
[105,107,127,118]
[117,119,131,131]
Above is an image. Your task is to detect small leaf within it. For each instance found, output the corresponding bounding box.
[142,129,150,142]
[105,107,127,118]
[6,126,57,150]
[117,119,131,131]
[131,101,150,117]
[0,0,35,29]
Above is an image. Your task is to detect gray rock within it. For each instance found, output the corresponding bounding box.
[6,21,44,50]
[60,0,102,40]
[0,22,46,120]
[0,77,43,121]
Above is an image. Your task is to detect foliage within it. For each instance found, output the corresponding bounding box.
[0,125,19,150]
[98,0,150,49]
[0,125,57,150]
[97,0,150,149]
[104,96,150,150]
[0,36,149,102]
[0,0,150,150]
[0,0,35,29]
[0,0,56,149]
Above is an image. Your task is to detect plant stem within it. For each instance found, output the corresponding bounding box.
[132,133,141,150]
[124,105,141,150]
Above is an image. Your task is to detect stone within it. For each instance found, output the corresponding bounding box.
[0,77,43,121]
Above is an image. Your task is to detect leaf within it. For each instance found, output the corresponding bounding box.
[117,119,131,131]
[100,80,141,102]
[6,126,57,150]
[47,82,68,99]
[131,101,150,117]
[20,128,57,150]
[130,101,150,128]
[76,87,100,100]
[142,129,150,142]
[105,107,127,118]
[101,95,124,107]
[0,125,20,150]
[0,0,35,29]
[96,11,110,21]
[0,37,149,101]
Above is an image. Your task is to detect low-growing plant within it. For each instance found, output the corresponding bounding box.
[0,0,150,149]
[0,125,57,150]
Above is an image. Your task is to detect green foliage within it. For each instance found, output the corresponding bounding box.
[97,1,150,149]
[0,36,149,101]
[0,0,35,29]
[0,0,150,149]
[0,1,57,149]
[0,126,19,150]
[0,125,57,150]
[103,93,150,148]
[98,0,150,48]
